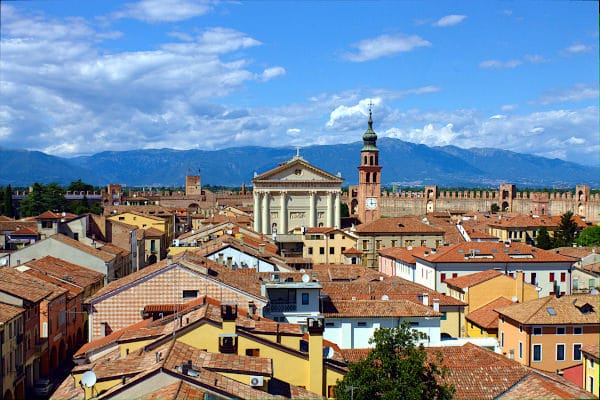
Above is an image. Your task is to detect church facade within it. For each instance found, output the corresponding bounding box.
[252,154,344,235]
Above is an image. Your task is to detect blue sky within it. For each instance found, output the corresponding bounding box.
[1,1,598,166]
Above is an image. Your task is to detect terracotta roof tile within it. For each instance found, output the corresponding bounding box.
[581,343,599,359]
[487,214,558,229]
[0,302,24,322]
[138,381,206,400]
[553,246,599,259]
[354,217,445,235]
[322,298,442,318]
[0,267,55,303]
[445,269,504,289]
[24,255,105,289]
[9,227,38,235]
[423,241,574,263]
[0,220,37,232]
[466,297,514,329]
[495,293,599,325]
[343,343,594,399]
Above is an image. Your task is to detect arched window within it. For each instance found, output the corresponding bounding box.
[363,155,368,165]
[370,155,374,165]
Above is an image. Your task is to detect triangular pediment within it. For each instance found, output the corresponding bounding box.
[253,157,343,183]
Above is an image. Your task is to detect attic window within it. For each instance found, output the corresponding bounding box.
[294,169,302,176]
[398,224,404,228]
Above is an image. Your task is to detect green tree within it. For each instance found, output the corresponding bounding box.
[19,183,66,217]
[67,179,94,193]
[577,225,600,247]
[536,226,553,250]
[340,202,350,218]
[490,203,500,213]
[334,321,454,400]
[554,211,578,247]
[1,185,15,218]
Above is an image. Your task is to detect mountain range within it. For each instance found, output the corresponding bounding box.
[0,138,597,188]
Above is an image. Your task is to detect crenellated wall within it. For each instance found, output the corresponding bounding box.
[346,185,600,223]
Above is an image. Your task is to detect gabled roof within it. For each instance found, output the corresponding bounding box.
[581,344,599,360]
[87,254,266,303]
[252,156,343,183]
[108,209,167,222]
[553,246,598,259]
[466,297,514,329]
[495,294,599,325]
[354,217,445,235]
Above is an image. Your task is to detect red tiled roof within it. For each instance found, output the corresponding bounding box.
[379,245,437,264]
[342,247,362,255]
[9,227,38,235]
[581,343,599,359]
[421,241,574,263]
[487,214,558,229]
[553,246,598,259]
[35,210,79,220]
[445,269,503,289]
[0,267,55,303]
[354,217,445,235]
[466,297,514,329]
[0,302,24,322]
[24,255,105,288]
[322,298,442,318]
[495,294,599,325]
[342,343,593,399]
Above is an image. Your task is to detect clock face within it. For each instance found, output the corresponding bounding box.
[366,197,377,210]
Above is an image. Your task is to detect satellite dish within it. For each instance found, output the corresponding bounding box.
[381,295,389,301]
[323,346,335,359]
[301,273,310,283]
[511,296,518,302]
[81,371,97,388]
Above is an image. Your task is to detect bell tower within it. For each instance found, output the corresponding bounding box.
[357,106,382,224]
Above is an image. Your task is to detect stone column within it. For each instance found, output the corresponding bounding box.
[262,193,270,234]
[334,191,341,228]
[280,190,288,234]
[253,191,261,232]
[327,191,334,227]
[309,191,316,228]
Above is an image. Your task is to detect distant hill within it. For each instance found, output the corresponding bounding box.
[0,138,597,188]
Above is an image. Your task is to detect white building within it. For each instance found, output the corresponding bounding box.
[252,153,344,235]
[321,297,442,348]
[385,241,575,297]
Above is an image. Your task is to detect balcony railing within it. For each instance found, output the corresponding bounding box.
[265,303,297,313]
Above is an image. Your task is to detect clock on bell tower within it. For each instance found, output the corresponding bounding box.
[357,106,382,224]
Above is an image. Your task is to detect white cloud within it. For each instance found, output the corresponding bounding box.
[343,33,431,62]
[523,54,549,64]
[501,104,518,112]
[326,98,382,129]
[115,0,211,23]
[564,43,592,54]
[260,67,286,81]
[489,114,506,120]
[432,15,467,27]
[479,59,522,69]
[536,83,599,105]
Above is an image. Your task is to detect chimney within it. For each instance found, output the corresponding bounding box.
[306,317,324,396]
[433,298,440,312]
[515,271,525,303]
[422,293,429,307]
[259,243,265,254]
[221,303,237,335]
